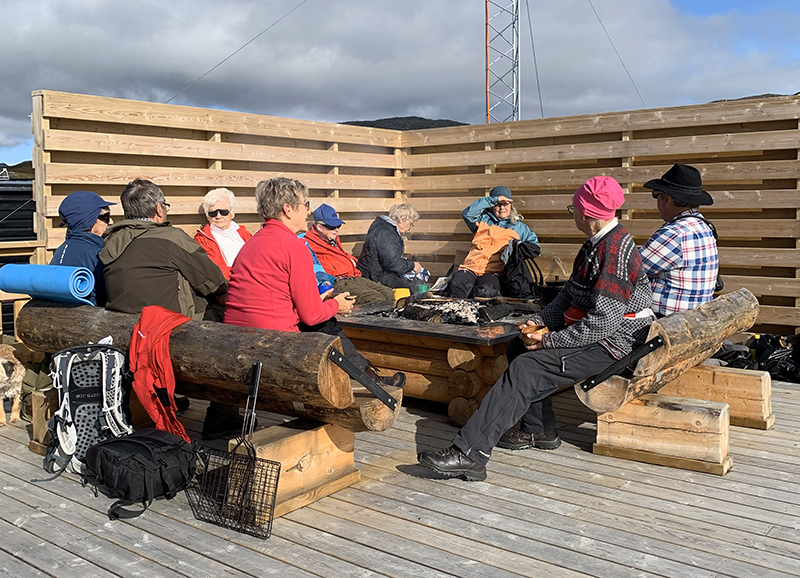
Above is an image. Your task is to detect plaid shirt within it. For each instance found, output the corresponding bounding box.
[639,209,718,316]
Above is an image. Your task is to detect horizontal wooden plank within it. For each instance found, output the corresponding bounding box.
[401,96,800,147]
[43,163,400,190]
[404,160,800,191]
[44,195,404,218]
[39,90,403,148]
[43,128,399,170]
[404,129,800,170]
[409,191,800,212]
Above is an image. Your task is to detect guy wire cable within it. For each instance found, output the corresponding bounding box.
[524,0,545,118]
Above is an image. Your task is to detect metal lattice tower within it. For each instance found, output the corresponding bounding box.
[485,0,520,123]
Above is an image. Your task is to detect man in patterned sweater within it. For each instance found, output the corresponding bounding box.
[640,164,719,316]
[418,176,654,481]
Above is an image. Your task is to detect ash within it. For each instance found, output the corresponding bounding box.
[434,300,481,325]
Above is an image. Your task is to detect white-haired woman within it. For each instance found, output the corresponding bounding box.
[357,203,423,293]
[194,188,252,279]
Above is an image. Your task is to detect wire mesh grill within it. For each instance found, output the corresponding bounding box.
[185,442,280,539]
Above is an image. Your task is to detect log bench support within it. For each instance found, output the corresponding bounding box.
[239,419,361,518]
[27,389,57,456]
[658,365,774,429]
[594,394,733,476]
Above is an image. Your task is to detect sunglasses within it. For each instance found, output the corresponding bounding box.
[207,208,231,218]
[652,191,664,199]
[567,204,575,214]
[320,223,340,230]
[97,212,112,223]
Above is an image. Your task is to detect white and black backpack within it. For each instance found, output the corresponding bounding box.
[41,344,133,477]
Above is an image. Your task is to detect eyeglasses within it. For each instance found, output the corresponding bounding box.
[567,204,575,214]
[161,201,170,212]
[97,212,112,224]
[299,200,310,210]
[207,208,230,218]
[496,201,513,208]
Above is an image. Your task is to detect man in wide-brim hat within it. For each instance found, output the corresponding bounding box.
[640,164,719,316]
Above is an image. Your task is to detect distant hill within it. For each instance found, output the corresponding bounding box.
[0,161,34,180]
[341,116,467,131]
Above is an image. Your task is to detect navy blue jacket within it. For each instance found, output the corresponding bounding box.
[50,230,106,305]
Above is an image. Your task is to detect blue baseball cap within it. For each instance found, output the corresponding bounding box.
[312,203,345,227]
[59,190,115,231]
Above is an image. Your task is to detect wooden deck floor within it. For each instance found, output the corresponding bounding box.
[1,381,799,578]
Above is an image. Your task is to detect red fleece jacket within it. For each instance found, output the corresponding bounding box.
[304,227,361,278]
[224,219,338,331]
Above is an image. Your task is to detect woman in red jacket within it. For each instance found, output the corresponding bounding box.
[194,188,252,279]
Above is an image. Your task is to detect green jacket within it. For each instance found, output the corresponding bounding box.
[99,219,227,321]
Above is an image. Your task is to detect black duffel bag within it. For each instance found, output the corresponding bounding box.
[83,428,197,520]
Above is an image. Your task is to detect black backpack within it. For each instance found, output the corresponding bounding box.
[501,241,543,300]
[82,428,197,520]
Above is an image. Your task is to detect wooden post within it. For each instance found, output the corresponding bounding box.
[658,365,774,429]
[595,394,732,475]
[27,389,58,456]
[242,419,361,518]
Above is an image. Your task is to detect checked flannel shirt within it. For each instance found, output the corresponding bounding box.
[639,209,718,316]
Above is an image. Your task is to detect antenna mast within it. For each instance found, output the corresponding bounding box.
[485,0,520,123]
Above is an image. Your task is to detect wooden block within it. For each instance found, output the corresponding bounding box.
[28,389,57,451]
[596,394,731,472]
[658,365,773,429]
[235,419,360,518]
[593,444,733,476]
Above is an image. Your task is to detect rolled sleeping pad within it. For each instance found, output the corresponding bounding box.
[0,264,95,306]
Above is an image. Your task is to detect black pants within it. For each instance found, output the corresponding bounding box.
[448,270,501,298]
[453,337,616,465]
[298,317,368,372]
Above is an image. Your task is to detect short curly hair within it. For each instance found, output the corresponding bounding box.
[388,203,419,224]
[202,188,236,214]
[255,177,308,221]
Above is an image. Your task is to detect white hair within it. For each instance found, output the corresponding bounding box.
[202,188,236,213]
[388,203,419,224]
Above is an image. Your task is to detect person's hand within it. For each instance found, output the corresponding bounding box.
[494,195,511,205]
[517,319,538,331]
[522,331,545,351]
[320,287,335,300]
[413,261,423,274]
[334,292,355,315]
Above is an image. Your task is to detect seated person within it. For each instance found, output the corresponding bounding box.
[448,186,538,298]
[304,204,394,304]
[224,177,404,388]
[99,178,232,438]
[357,203,425,293]
[50,190,115,305]
[418,177,653,482]
[640,164,719,316]
[194,188,252,279]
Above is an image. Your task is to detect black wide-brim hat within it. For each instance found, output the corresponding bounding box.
[644,164,713,206]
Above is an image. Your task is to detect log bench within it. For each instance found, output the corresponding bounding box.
[15,299,403,517]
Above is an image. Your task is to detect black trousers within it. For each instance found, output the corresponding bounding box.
[453,337,616,465]
[298,317,368,372]
[448,270,501,298]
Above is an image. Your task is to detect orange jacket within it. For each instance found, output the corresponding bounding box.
[460,222,519,276]
[194,223,252,280]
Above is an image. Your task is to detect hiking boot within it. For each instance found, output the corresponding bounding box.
[497,429,561,451]
[418,445,487,481]
[365,365,406,388]
[201,409,253,440]
[174,395,190,413]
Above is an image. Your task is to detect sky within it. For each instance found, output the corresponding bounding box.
[2,0,799,165]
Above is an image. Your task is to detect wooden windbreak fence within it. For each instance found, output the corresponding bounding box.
[31,90,800,332]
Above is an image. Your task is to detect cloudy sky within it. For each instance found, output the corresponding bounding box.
[2,0,799,165]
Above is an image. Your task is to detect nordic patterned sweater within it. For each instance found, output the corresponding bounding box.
[535,222,653,359]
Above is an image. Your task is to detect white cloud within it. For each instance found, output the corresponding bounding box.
[1,0,799,162]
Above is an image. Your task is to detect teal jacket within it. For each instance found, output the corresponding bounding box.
[461,197,538,244]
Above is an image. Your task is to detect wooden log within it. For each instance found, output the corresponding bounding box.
[447,370,485,400]
[350,338,447,362]
[475,355,508,384]
[634,288,759,377]
[446,344,483,371]
[595,394,732,475]
[371,369,471,404]
[15,299,353,409]
[358,350,453,378]
[447,396,480,428]
[242,419,361,518]
[576,289,759,413]
[658,365,774,429]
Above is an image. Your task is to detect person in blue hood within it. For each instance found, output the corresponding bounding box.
[49,190,115,305]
